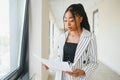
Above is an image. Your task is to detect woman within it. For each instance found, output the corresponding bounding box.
[43,3,98,80]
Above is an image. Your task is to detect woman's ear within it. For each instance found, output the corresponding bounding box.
[79,16,83,23]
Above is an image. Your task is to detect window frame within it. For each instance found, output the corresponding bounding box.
[93,9,99,33]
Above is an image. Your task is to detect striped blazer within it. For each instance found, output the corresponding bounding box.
[55,28,98,80]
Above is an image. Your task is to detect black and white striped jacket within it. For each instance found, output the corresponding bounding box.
[55,28,98,80]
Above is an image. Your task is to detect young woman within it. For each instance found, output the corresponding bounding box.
[43,3,98,80]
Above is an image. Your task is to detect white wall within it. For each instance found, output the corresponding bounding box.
[29,0,42,79]
[29,0,50,80]
[87,0,120,75]
[41,0,50,80]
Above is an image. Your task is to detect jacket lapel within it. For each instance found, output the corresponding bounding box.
[59,31,69,61]
[72,29,91,66]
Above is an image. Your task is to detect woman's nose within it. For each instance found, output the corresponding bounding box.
[66,22,71,26]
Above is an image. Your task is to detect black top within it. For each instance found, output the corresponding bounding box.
[63,42,78,63]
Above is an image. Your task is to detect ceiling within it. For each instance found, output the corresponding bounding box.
[49,0,102,29]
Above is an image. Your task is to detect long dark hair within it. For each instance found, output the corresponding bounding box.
[63,3,90,32]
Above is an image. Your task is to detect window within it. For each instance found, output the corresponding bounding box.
[93,9,99,34]
[0,0,12,78]
[49,21,55,59]
[0,0,28,79]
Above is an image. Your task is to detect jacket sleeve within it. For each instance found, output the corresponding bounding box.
[81,34,98,78]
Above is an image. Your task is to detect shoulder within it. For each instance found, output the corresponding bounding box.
[82,28,92,37]
[59,31,68,39]
[58,32,66,43]
[83,28,96,39]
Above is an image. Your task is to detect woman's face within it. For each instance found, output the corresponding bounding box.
[64,11,82,31]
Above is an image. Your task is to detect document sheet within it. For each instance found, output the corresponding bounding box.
[34,54,72,71]
[41,58,72,71]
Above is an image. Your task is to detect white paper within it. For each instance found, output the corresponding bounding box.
[33,54,72,71]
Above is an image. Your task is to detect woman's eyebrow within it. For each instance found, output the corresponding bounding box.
[64,17,74,19]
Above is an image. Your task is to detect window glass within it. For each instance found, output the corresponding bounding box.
[0,0,26,79]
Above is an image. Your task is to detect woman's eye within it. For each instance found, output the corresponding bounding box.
[63,19,74,22]
[64,20,67,22]
[70,20,74,22]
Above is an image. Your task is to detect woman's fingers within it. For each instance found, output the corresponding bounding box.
[64,69,85,77]
[42,64,49,70]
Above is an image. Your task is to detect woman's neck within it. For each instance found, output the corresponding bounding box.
[69,28,82,37]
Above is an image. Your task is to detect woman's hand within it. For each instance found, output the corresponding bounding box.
[42,64,49,70]
[64,69,85,77]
